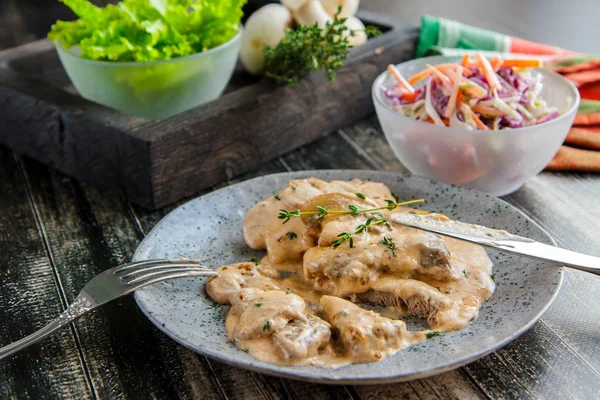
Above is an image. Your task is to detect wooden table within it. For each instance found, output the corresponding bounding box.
[1,1,599,398]
[1,115,599,399]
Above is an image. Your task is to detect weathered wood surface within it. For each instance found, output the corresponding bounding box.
[0,5,418,210]
[1,117,599,399]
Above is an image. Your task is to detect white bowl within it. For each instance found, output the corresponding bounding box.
[372,56,580,196]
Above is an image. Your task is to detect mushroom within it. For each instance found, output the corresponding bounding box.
[343,16,367,47]
[292,0,332,28]
[321,0,360,18]
[240,4,293,75]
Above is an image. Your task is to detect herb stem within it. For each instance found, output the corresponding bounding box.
[278,198,425,224]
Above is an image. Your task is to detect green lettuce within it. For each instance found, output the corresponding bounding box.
[48,0,245,62]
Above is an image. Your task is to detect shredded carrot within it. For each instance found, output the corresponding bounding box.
[408,64,459,84]
[501,59,542,68]
[401,91,419,102]
[456,90,464,106]
[460,54,471,67]
[490,57,503,71]
[442,118,450,127]
[387,65,414,93]
[426,64,452,85]
[408,70,431,85]
[471,111,489,130]
[425,117,435,124]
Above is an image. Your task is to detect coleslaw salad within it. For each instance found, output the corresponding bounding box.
[383,53,563,131]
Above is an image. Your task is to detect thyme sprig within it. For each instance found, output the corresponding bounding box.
[278,199,425,224]
[378,236,398,257]
[332,216,389,249]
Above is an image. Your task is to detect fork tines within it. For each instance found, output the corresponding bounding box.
[114,259,218,285]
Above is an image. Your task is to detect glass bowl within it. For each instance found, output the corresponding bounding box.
[55,29,242,120]
[372,56,580,196]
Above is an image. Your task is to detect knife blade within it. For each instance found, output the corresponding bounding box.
[390,212,600,276]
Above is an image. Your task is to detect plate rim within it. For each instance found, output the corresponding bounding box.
[133,170,564,384]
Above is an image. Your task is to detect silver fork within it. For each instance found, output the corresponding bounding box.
[0,258,217,360]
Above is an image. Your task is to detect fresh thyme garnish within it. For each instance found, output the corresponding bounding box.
[278,198,424,224]
[490,273,496,281]
[262,321,271,332]
[250,258,260,266]
[285,290,291,294]
[263,9,381,85]
[286,231,298,240]
[291,186,296,190]
[274,194,281,201]
[355,192,366,199]
[332,216,389,249]
[426,331,441,339]
[255,302,263,307]
[379,236,398,257]
[463,270,469,278]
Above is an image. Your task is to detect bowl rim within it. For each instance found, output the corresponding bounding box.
[53,26,242,67]
[372,55,581,136]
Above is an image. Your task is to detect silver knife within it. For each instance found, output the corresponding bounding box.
[390,213,600,276]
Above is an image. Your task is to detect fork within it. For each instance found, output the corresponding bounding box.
[0,258,217,360]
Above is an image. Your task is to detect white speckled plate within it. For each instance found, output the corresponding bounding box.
[133,170,563,384]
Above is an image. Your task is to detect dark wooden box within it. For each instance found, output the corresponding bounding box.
[0,8,417,209]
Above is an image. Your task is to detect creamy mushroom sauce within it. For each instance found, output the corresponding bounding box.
[205,178,495,367]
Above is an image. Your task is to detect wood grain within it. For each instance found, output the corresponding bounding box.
[0,149,93,399]
[16,156,220,399]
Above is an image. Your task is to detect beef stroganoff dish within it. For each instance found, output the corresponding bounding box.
[205,178,495,367]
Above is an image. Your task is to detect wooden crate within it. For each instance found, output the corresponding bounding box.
[0,9,417,209]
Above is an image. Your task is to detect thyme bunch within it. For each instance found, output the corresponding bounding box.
[263,9,381,85]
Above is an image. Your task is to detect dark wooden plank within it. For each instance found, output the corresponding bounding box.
[16,155,225,399]
[339,118,600,398]
[503,173,600,372]
[0,149,93,399]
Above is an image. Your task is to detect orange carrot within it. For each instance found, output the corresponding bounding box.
[490,57,503,71]
[501,59,542,68]
[401,91,419,102]
[387,65,414,93]
[456,90,464,106]
[425,117,435,124]
[471,111,489,130]
[426,64,452,85]
[442,118,450,127]
[460,54,471,67]
[408,64,460,84]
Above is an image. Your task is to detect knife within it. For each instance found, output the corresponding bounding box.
[390,213,600,276]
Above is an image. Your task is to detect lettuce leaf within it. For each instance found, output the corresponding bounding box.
[48,0,245,62]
